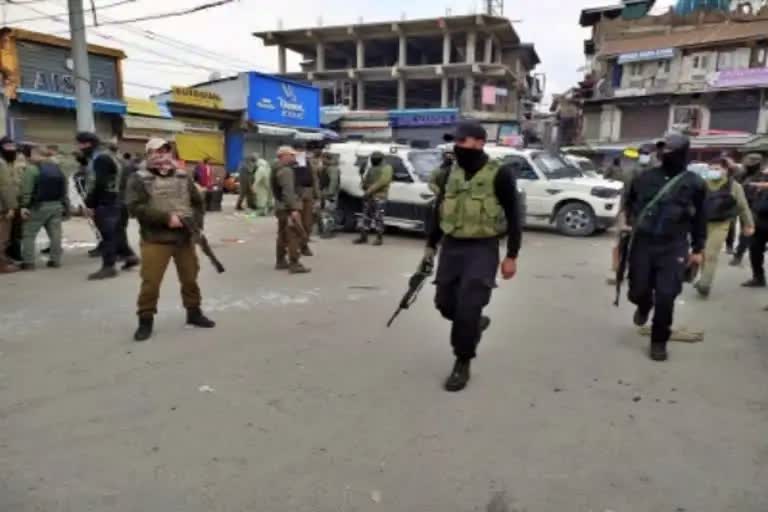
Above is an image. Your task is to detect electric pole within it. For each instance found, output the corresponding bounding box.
[68,0,95,132]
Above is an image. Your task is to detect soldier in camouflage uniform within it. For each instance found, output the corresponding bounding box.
[126,138,215,342]
[0,137,18,273]
[272,146,310,274]
[354,151,392,246]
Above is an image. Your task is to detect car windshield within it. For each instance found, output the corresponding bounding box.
[575,159,598,173]
[408,150,444,182]
[533,152,583,179]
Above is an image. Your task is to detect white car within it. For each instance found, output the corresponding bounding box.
[565,154,602,179]
[484,146,623,236]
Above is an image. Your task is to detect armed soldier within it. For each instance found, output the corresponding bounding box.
[0,136,18,273]
[235,153,258,211]
[354,151,393,246]
[272,146,310,274]
[424,122,522,392]
[126,138,215,342]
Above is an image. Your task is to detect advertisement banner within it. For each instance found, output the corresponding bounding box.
[247,72,320,129]
[713,68,768,88]
[617,48,675,65]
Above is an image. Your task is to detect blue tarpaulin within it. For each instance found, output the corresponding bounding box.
[16,88,127,114]
[675,0,729,14]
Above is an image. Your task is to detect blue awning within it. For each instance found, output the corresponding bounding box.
[16,88,127,114]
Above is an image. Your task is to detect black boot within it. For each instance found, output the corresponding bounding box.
[372,234,383,246]
[650,342,668,362]
[122,255,140,271]
[633,307,650,327]
[134,316,154,342]
[742,276,767,288]
[88,247,101,258]
[729,255,743,267]
[186,308,216,328]
[88,267,118,280]
[353,233,368,245]
[444,359,471,392]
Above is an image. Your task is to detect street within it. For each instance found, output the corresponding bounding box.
[1,198,767,512]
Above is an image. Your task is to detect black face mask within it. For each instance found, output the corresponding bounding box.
[1,149,17,163]
[454,146,487,173]
[745,164,761,176]
[370,157,383,166]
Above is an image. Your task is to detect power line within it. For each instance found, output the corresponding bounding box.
[76,0,236,28]
[4,0,134,24]
[123,80,166,91]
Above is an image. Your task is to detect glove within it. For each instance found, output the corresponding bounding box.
[421,247,436,273]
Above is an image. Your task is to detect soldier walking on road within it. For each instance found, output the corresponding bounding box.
[624,134,707,362]
[424,122,522,392]
[272,146,310,274]
[235,153,257,211]
[126,138,215,342]
[0,137,18,273]
[19,146,69,270]
[354,151,393,246]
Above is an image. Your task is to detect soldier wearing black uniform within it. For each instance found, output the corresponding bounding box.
[624,134,707,362]
[424,122,522,392]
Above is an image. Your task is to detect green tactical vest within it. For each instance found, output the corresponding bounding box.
[362,163,392,198]
[137,168,193,217]
[439,160,507,239]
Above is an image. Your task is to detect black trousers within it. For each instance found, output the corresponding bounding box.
[5,210,22,261]
[628,237,687,345]
[749,225,768,280]
[94,204,121,268]
[434,237,498,361]
[117,205,136,259]
[727,219,752,258]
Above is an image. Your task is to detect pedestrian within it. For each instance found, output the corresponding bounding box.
[126,138,215,342]
[742,162,768,288]
[19,145,69,270]
[77,132,123,280]
[729,153,763,266]
[354,151,393,246]
[292,142,318,256]
[0,136,19,273]
[252,154,273,216]
[624,133,707,362]
[424,121,522,392]
[271,146,310,274]
[694,159,754,298]
[194,157,216,212]
[235,153,257,211]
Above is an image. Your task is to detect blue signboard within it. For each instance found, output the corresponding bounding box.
[389,108,459,128]
[247,72,320,129]
[617,48,676,65]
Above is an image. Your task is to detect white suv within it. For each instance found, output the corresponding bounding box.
[485,146,623,236]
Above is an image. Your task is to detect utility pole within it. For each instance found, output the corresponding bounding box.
[68,0,95,132]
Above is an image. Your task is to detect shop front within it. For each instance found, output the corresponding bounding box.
[0,28,126,148]
[121,98,183,157]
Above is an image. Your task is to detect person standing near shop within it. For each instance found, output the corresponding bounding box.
[354,151,393,246]
[19,146,69,270]
[253,154,273,216]
[272,146,310,274]
[77,131,123,281]
[424,122,522,392]
[0,137,19,273]
[195,157,216,212]
[235,153,257,211]
[292,142,318,257]
[126,138,215,342]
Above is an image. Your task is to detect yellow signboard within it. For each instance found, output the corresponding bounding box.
[171,86,223,109]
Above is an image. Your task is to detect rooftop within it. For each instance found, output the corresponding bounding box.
[0,27,126,59]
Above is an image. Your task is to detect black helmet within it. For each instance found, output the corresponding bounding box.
[660,132,690,173]
[75,131,100,147]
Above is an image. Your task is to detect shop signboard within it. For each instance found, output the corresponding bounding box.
[617,48,675,65]
[171,86,223,109]
[712,68,768,88]
[389,109,458,128]
[247,72,320,129]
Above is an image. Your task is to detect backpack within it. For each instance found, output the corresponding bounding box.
[705,178,738,222]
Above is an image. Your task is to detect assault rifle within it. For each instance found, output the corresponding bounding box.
[386,256,434,327]
[180,217,225,273]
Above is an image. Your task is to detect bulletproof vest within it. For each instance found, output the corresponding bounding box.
[294,165,312,188]
[439,160,507,239]
[136,168,193,218]
[705,179,738,222]
[87,150,121,194]
[362,164,392,195]
[34,161,66,203]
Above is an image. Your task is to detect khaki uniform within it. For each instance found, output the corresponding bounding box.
[236,154,257,210]
[126,166,205,316]
[0,158,18,269]
[272,162,304,265]
[300,157,322,245]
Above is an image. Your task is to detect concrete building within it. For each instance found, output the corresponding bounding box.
[254,15,542,143]
[578,0,768,157]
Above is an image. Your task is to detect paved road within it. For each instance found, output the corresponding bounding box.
[1,201,767,512]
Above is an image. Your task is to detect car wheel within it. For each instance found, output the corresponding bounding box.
[556,202,596,237]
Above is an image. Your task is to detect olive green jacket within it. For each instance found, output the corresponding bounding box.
[362,164,393,199]
[273,163,301,212]
[0,158,17,212]
[707,176,754,229]
[20,161,71,212]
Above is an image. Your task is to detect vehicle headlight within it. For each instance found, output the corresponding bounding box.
[591,187,620,199]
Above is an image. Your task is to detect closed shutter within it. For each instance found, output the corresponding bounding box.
[175,133,225,165]
[710,108,759,133]
[620,105,668,140]
[583,110,601,141]
[10,108,113,148]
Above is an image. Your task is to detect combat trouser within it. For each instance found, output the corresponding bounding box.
[300,192,314,249]
[628,236,688,345]
[360,197,386,235]
[94,204,121,269]
[236,185,256,210]
[6,209,22,261]
[749,223,768,281]
[117,205,137,260]
[22,202,64,266]
[276,210,302,265]
[699,221,730,291]
[137,241,201,316]
[0,217,12,268]
[434,237,498,361]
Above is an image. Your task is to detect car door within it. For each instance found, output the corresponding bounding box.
[383,155,426,223]
[503,155,547,217]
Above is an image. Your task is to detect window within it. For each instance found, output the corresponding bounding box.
[629,63,643,76]
[384,156,412,183]
[502,156,538,180]
[658,60,671,74]
[751,47,767,68]
[531,152,583,179]
[692,54,710,70]
[718,51,734,71]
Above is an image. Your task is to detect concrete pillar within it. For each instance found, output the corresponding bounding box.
[356,39,365,69]
[484,37,493,64]
[356,80,365,110]
[398,34,407,67]
[316,41,326,72]
[441,77,449,108]
[442,32,451,65]
[278,45,287,74]
[495,36,503,64]
[466,30,477,64]
[463,76,475,111]
[397,77,406,109]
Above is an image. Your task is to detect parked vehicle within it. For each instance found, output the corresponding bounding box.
[564,154,601,179]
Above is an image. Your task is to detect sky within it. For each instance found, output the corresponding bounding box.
[1,0,677,106]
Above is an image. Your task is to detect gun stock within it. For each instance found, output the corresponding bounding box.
[181,217,226,274]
